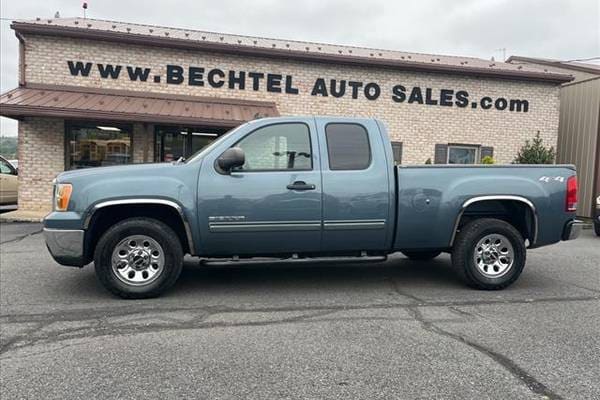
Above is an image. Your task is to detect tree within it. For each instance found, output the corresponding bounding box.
[513,131,555,164]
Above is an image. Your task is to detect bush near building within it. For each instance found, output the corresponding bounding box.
[514,131,556,164]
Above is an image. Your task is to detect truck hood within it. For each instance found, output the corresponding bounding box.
[56,162,182,183]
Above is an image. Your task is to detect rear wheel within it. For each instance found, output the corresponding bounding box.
[401,250,442,260]
[452,218,526,290]
[94,217,183,299]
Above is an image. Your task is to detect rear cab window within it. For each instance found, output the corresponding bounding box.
[325,123,371,170]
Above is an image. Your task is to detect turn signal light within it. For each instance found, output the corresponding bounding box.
[565,176,577,212]
[55,183,73,211]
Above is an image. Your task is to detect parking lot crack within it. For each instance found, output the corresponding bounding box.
[406,306,565,400]
[0,228,42,245]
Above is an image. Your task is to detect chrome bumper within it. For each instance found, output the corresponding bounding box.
[562,220,584,241]
[43,228,86,267]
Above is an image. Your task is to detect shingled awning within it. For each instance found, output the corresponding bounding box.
[0,84,279,127]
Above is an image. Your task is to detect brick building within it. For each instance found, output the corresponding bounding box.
[0,17,572,212]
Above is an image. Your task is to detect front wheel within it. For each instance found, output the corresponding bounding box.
[94,217,183,299]
[452,218,526,290]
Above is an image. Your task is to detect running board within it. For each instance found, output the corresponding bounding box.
[199,254,387,267]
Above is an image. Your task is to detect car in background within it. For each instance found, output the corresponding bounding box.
[595,195,600,236]
[8,159,18,170]
[0,155,18,205]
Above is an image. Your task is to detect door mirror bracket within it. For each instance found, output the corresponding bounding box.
[216,147,245,174]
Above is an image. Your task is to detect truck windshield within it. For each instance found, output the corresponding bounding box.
[185,125,244,163]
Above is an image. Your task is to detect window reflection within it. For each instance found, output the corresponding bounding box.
[67,123,132,169]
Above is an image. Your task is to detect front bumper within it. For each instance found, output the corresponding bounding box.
[43,228,85,267]
[562,220,584,241]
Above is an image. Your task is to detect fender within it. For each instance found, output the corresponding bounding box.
[83,198,196,255]
[449,195,538,247]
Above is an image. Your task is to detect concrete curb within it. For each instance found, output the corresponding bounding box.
[0,210,46,223]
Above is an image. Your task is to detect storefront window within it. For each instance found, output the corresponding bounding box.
[67,123,132,169]
[448,145,479,164]
[155,126,224,162]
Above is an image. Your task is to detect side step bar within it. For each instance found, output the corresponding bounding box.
[199,254,387,267]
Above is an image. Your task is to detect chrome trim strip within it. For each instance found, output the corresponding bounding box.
[323,219,386,230]
[209,220,321,232]
[449,195,538,247]
[83,198,196,255]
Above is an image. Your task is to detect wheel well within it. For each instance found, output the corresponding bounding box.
[84,204,191,261]
[454,200,536,245]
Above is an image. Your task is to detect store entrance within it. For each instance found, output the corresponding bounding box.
[155,125,229,162]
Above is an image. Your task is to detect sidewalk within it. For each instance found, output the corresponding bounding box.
[0,210,47,223]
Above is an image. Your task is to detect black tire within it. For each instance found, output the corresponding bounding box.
[94,217,183,299]
[451,218,526,290]
[401,250,442,260]
[594,222,600,237]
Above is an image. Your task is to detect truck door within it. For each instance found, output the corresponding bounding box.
[196,120,322,256]
[315,119,392,252]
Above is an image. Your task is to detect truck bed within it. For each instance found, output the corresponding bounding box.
[393,164,577,250]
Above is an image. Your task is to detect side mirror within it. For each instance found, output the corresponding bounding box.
[217,147,245,173]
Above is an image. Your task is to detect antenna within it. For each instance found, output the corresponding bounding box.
[82,2,88,19]
[495,47,507,61]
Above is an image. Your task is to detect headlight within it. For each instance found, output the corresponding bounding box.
[54,183,73,211]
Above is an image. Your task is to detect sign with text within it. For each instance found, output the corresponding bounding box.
[67,61,530,113]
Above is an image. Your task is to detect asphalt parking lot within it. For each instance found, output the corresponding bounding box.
[1,222,598,399]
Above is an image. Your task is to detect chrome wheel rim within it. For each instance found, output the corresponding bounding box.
[111,235,165,286]
[473,234,514,278]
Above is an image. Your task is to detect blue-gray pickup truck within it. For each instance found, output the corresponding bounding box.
[43,116,583,298]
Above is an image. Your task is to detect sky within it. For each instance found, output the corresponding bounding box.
[1,0,599,136]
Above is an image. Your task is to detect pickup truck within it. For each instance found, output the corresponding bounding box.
[43,117,583,298]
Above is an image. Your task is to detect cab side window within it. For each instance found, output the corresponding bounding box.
[325,123,371,170]
[234,123,312,171]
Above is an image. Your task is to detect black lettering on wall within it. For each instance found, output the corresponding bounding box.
[330,80,346,98]
[127,66,151,82]
[188,67,205,86]
[455,90,469,107]
[267,74,282,92]
[348,81,363,99]
[248,72,264,91]
[364,83,380,100]
[285,76,299,94]
[495,97,508,111]
[510,99,529,112]
[311,78,328,96]
[67,61,92,77]
[97,64,122,79]
[439,89,454,106]
[392,85,407,103]
[228,71,246,90]
[408,87,423,104]
[425,88,438,105]
[166,65,184,84]
[208,69,225,88]
[480,96,493,109]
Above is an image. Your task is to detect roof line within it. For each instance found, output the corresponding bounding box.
[22,83,279,107]
[506,55,600,75]
[11,21,572,84]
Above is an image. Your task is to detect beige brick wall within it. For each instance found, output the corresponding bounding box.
[16,34,563,210]
[17,118,64,212]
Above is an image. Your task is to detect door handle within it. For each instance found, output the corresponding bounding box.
[287,181,316,191]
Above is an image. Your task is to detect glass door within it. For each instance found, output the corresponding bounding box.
[155,126,225,162]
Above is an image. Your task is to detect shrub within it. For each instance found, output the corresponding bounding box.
[513,131,555,164]
[481,156,495,164]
